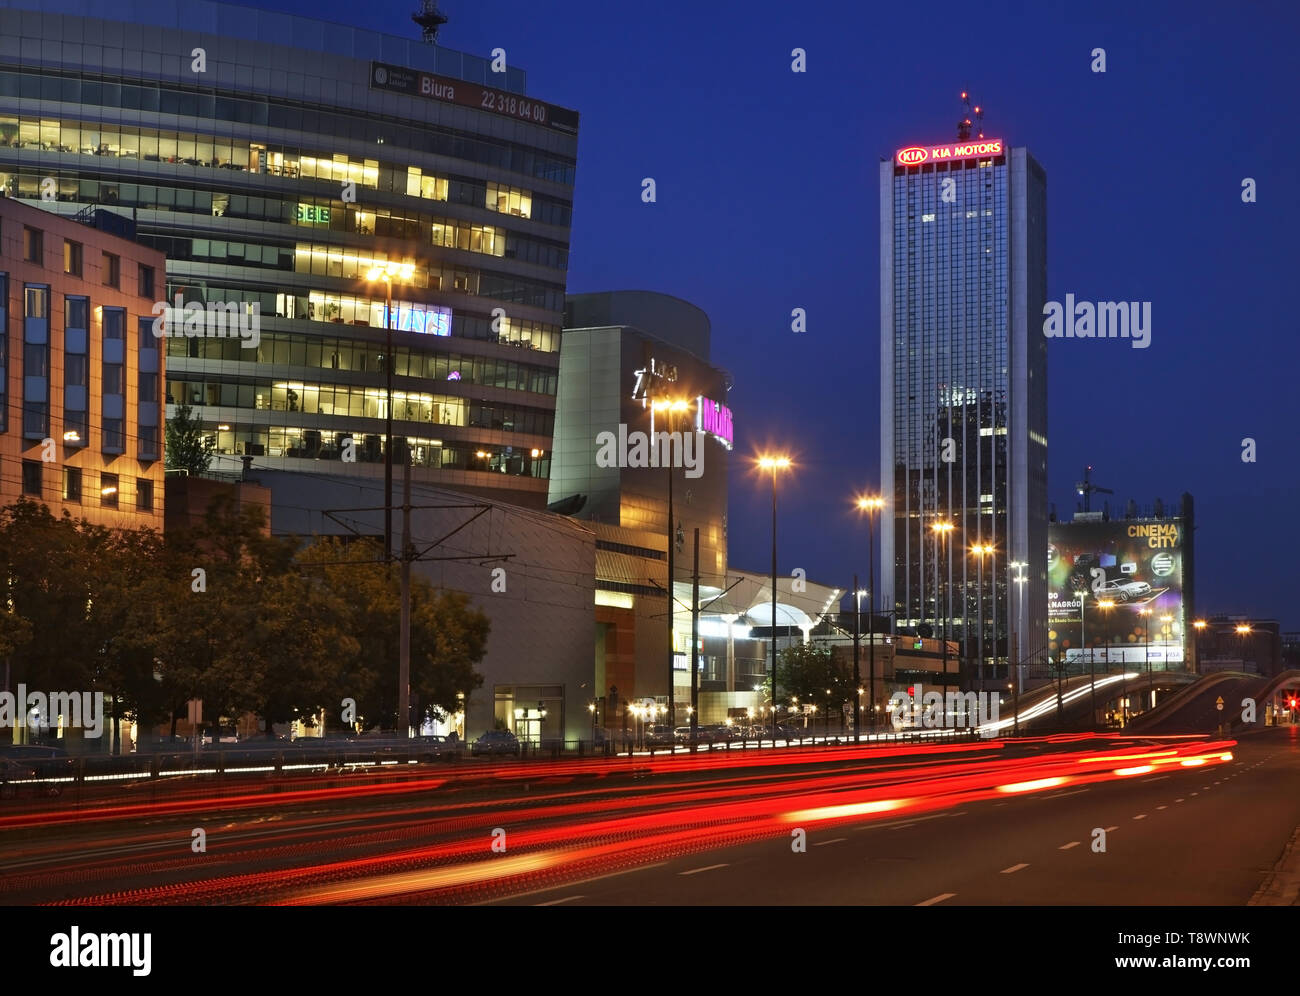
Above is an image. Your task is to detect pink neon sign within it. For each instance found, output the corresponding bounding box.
[696,396,733,448]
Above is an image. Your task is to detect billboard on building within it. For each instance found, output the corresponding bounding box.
[1047,518,1185,667]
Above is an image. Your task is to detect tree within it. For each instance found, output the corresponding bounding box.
[297,537,487,732]
[165,403,213,475]
[776,643,852,724]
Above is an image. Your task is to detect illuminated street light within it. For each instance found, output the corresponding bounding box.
[652,396,694,732]
[971,543,994,686]
[932,521,955,691]
[758,453,793,744]
[853,494,884,744]
[364,259,415,567]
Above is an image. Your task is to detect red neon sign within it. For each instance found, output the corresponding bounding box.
[895,138,1004,167]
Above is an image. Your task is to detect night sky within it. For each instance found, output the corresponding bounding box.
[264,0,1299,626]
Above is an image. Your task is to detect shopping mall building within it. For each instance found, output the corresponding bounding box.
[0,0,577,508]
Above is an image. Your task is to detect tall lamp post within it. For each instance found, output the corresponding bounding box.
[856,495,884,737]
[971,544,994,688]
[1008,560,1026,736]
[1076,590,1094,727]
[364,261,415,566]
[932,521,955,691]
[1193,618,1207,675]
[1098,599,1115,725]
[651,398,691,729]
[759,455,793,744]
[1139,607,1152,719]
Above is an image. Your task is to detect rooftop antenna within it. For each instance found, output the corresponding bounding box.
[1075,464,1114,513]
[412,0,449,43]
[957,90,985,140]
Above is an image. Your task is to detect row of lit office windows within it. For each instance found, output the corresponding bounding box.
[165,331,558,393]
[3,172,568,275]
[0,116,571,226]
[0,73,577,184]
[166,377,555,436]
[194,427,551,479]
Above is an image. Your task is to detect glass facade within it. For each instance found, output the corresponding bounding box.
[0,0,576,497]
[881,149,1048,679]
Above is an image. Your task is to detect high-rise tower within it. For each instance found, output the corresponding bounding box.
[879,135,1048,689]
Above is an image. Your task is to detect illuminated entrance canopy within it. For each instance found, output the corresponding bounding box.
[895,138,1004,167]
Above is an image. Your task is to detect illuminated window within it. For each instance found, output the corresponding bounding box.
[486,182,532,219]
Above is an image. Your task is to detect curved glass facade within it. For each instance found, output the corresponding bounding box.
[0,0,577,503]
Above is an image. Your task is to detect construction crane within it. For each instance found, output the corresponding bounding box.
[1075,465,1114,513]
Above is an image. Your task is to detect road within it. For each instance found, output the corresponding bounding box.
[498,728,1300,905]
[1,729,1295,905]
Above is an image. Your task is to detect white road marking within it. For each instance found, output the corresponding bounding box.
[536,895,583,906]
[1044,789,1090,799]
[1156,805,1167,810]
[1133,814,1147,820]
[1106,825,1119,832]
[679,863,728,876]
[1059,841,1081,850]
[1001,863,1030,874]
[483,861,669,904]
[1175,798,1185,803]
[813,838,846,847]
[917,892,956,906]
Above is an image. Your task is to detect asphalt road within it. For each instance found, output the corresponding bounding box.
[492,727,1300,905]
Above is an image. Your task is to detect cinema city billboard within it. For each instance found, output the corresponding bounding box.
[1047,518,1185,666]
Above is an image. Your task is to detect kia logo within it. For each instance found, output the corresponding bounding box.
[897,146,928,166]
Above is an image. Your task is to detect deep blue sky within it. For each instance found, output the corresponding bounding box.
[266,0,1299,626]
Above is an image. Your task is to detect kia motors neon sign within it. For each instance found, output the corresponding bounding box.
[895,138,1004,167]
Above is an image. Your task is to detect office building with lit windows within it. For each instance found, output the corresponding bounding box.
[0,0,577,508]
[0,193,166,528]
[879,138,1048,689]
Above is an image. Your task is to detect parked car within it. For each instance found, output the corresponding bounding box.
[471,730,521,757]
[644,724,677,747]
[1099,578,1152,603]
[673,725,715,746]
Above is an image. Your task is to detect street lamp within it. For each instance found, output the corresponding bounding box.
[932,521,955,691]
[759,454,793,744]
[1139,607,1152,719]
[652,398,693,730]
[1098,599,1115,725]
[364,260,415,567]
[856,495,885,739]
[971,544,994,688]
[1008,560,1026,736]
[1076,589,1094,727]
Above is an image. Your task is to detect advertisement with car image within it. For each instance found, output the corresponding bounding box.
[1047,519,1185,666]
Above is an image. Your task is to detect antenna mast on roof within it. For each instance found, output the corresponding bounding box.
[412,0,449,43]
[957,90,985,140]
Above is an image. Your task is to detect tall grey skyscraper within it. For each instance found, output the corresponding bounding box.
[879,137,1047,689]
